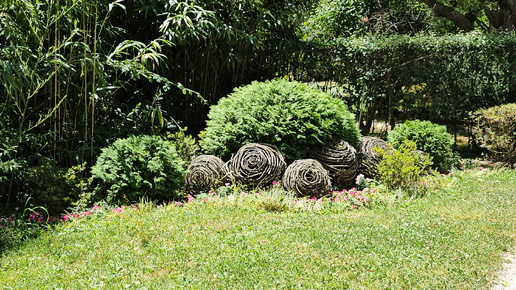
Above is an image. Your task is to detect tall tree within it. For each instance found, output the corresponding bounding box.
[419,0,516,32]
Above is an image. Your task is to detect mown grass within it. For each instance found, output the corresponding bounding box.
[0,169,515,289]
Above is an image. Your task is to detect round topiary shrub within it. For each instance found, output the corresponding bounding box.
[282,159,332,198]
[388,120,459,172]
[185,155,230,195]
[91,135,186,204]
[202,79,361,161]
[230,143,286,187]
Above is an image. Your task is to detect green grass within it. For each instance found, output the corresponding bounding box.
[0,169,515,289]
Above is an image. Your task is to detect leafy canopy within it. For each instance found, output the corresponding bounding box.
[202,79,360,161]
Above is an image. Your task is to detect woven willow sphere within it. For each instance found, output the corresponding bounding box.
[230,143,286,186]
[282,159,332,198]
[185,155,230,195]
[358,136,388,179]
[310,138,358,189]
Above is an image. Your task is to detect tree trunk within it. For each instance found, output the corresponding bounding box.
[419,0,475,32]
[420,0,516,32]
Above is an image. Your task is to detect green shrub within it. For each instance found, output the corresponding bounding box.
[473,103,516,167]
[165,127,200,169]
[19,163,89,216]
[91,135,186,205]
[202,79,360,161]
[388,120,459,172]
[375,140,433,196]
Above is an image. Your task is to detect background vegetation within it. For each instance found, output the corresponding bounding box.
[1,0,515,215]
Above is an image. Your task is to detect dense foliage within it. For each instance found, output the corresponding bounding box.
[202,79,360,161]
[91,135,185,205]
[2,0,516,214]
[473,103,516,167]
[302,32,516,134]
[303,0,450,39]
[388,120,459,172]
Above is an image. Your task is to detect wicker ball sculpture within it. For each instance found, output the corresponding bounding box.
[185,155,230,194]
[231,143,286,186]
[282,159,332,198]
[358,136,388,179]
[310,138,358,189]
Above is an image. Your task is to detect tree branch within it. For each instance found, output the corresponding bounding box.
[419,0,475,32]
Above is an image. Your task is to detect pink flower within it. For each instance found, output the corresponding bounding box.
[61,215,69,221]
[449,172,453,176]
[365,198,370,202]
[335,198,340,202]
[479,167,484,171]
[121,205,126,209]
[203,198,208,203]
[272,181,277,186]
[15,207,19,211]
[187,195,194,202]
[310,197,317,202]
[92,206,101,210]
[175,201,183,206]
[111,208,122,213]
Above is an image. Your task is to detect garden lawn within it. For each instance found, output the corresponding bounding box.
[0,169,515,289]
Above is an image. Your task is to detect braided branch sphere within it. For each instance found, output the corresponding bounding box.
[310,138,358,189]
[282,159,332,198]
[185,155,230,195]
[231,143,286,186]
[358,136,388,179]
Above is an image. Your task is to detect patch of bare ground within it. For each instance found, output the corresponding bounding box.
[492,252,516,290]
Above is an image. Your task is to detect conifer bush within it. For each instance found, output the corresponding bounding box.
[91,135,186,204]
[202,79,360,161]
[388,120,459,172]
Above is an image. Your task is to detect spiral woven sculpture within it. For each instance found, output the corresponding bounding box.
[310,138,358,189]
[358,136,388,179]
[282,159,332,198]
[231,143,286,186]
[185,155,230,195]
